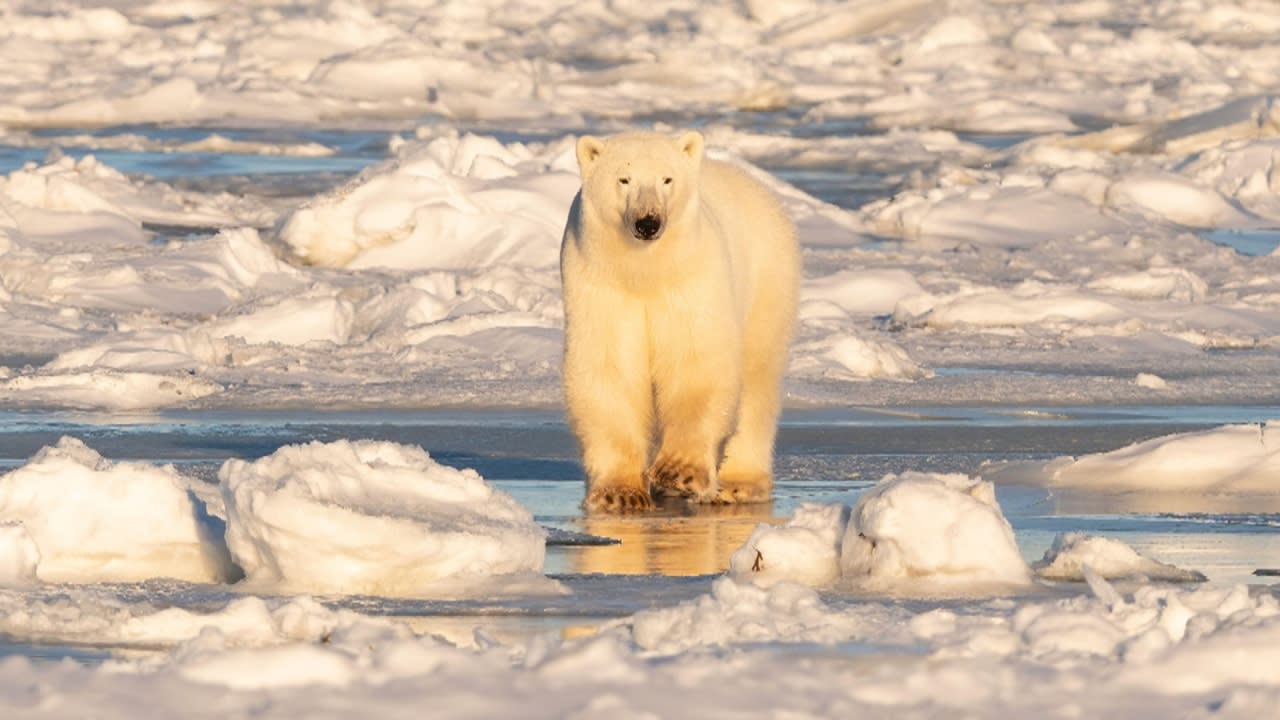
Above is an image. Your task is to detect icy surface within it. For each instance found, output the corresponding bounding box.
[2,0,1280,716]
[0,418,1272,717]
[987,422,1280,492]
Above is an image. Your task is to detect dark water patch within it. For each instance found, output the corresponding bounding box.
[772,167,895,209]
[1199,228,1280,257]
[168,170,360,199]
[0,145,46,173]
[0,640,117,665]
[956,132,1036,150]
[3,406,1276,468]
[143,223,227,245]
[1,125,392,180]
[29,125,393,158]
[51,146,372,180]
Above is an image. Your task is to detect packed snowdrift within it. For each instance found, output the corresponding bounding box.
[0,438,550,597]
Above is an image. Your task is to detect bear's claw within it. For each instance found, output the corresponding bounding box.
[704,482,771,505]
[646,457,713,499]
[584,486,654,513]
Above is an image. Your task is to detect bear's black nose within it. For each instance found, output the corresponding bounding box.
[634,215,662,240]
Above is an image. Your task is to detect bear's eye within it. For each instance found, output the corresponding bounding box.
[663,177,673,185]
[618,177,630,185]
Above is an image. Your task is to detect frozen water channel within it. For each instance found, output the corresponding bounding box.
[2,405,1277,660]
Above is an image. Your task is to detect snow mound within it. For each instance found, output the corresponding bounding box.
[1087,267,1209,303]
[986,422,1280,492]
[902,285,1127,329]
[1011,578,1280,674]
[279,133,580,270]
[0,153,272,228]
[205,293,356,347]
[1064,94,1280,156]
[791,333,933,381]
[219,439,551,597]
[0,583,413,654]
[728,504,848,587]
[0,437,237,584]
[1135,372,1169,389]
[628,576,908,654]
[0,370,222,410]
[1035,532,1207,583]
[1105,172,1254,228]
[842,472,1033,589]
[0,522,40,587]
[802,268,927,316]
[730,473,1033,592]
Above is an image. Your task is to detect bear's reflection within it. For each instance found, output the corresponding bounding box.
[574,500,778,576]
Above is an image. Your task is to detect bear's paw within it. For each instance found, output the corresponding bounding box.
[707,477,771,505]
[647,456,714,500]
[584,485,655,513]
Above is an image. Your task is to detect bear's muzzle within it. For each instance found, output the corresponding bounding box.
[634,214,663,241]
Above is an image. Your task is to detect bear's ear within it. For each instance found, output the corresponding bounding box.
[678,130,704,163]
[576,136,605,176]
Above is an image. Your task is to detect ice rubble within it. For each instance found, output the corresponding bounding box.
[279,133,580,270]
[0,437,235,584]
[2,114,1277,412]
[222,439,551,597]
[730,473,1034,592]
[0,426,1273,715]
[0,437,550,597]
[728,469,1215,591]
[0,0,1279,714]
[1035,532,1207,583]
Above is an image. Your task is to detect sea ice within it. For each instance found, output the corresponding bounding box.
[1035,532,1207,583]
[731,472,1033,592]
[220,439,553,597]
[0,0,1279,715]
[279,133,579,270]
[0,522,39,587]
[0,437,235,584]
[986,421,1280,492]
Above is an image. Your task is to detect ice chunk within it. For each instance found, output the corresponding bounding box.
[1034,532,1207,583]
[220,439,551,597]
[0,437,236,584]
[840,472,1034,589]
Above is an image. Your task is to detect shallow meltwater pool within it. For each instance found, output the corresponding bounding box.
[1,405,1277,660]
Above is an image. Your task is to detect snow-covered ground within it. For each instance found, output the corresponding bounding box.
[2,0,1280,716]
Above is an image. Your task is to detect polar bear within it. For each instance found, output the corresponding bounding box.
[560,131,799,513]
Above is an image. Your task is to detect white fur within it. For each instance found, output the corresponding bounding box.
[561,131,799,512]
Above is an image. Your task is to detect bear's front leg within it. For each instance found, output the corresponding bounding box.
[563,283,656,514]
[647,330,742,503]
[571,374,655,512]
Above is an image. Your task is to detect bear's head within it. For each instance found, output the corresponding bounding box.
[574,131,704,244]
